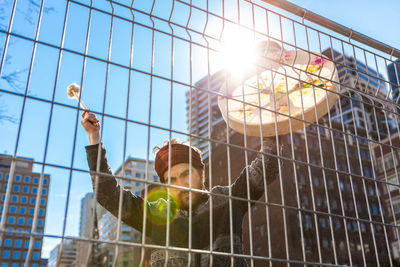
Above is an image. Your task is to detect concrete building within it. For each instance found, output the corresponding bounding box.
[373,132,400,259]
[0,154,50,267]
[75,192,106,267]
[47,239,77,267]
[185,48,392,265]
[323,49,395,136]
[387,59,400,105]
[88,157,158,266]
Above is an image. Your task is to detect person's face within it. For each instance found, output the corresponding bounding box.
[162,163,203,210]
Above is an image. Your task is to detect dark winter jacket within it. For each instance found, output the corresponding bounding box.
[85,139,280,266]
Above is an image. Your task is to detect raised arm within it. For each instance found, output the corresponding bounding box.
[231,137,281,206]
[82,111,150,234]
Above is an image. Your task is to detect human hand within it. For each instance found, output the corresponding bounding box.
[81,110,101,145]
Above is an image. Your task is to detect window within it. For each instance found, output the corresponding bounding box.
[28,219,33,226]
[372,204,379,215]
[153,175,158,181]
[10,206,16,214]
[12,251,19,260]
[387,175,399,192]
[43,178,48,185]
[25,240,29,248]
[29,208,34,215]
[23,186,29,193]
[361,150,366,160]
[3,250,10,259]
[34,241,41,249]
[30,198,36,205]
[15,240,21,248]
[384,154,395,170]
[40,199,45,206]
[15,175,21,182]
[32,187,37,194]
[328,179,334,189]
[316,196,322,207]
[20,207,26,214]
[24,176,30,183]
[360,222,366,232]
[369,185,375,196]
[18,218,24,225]
[42,189,46,195]
[135,172,141,178]
[332,200,338,209]
[353,183,358,193]
[0,172,2,179]
[33,252,39,260]
[365,167,371,177]
[4,239,11,247]
[11,196,18,203]
[339,181,344,191]
[122,233,130,241]
[135,182,140,186]
[21,196,27,204]
[305,215,312,229]
[8,217,15,224]
[13,185,19,192]
[303,195,309,206]
[33,177,39,184]
[300,174,306,185]
[39,209,44,216]
[38,220,43,227]
[320,217,327,228]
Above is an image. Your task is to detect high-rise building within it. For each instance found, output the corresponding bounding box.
[75,192,106,267]
[373,132,400,259]
[323,49,394,136]
[114,157,159,196]
[0,154,50,267]
[387,59,400,105]
[186,48,391,265]
[85,157,158,266]
[185,70,225,160]
[47,239,78,267]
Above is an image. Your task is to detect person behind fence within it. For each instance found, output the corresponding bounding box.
[81,110,282,266]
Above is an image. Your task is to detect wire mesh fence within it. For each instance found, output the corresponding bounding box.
[0,0,399,266]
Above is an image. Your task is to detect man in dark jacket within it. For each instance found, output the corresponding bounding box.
[81,110,281,266]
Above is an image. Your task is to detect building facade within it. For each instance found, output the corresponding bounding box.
[75,192,106,267]
[186,48,392,265]
[322,49,394,136]
[86,157,158,266]
[47,239,78,267]
[373,132,400,259]
[0,154,50,267]
[387,59,400,105]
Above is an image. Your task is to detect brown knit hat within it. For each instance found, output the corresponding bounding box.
[155,143,205,182]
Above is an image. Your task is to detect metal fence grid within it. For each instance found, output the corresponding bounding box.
[0,0,400,266]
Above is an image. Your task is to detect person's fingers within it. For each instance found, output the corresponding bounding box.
[87,114,99,123]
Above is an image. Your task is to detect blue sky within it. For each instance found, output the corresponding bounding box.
[0,0,399,259]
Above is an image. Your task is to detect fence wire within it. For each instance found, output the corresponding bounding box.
[0,0,399,266]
